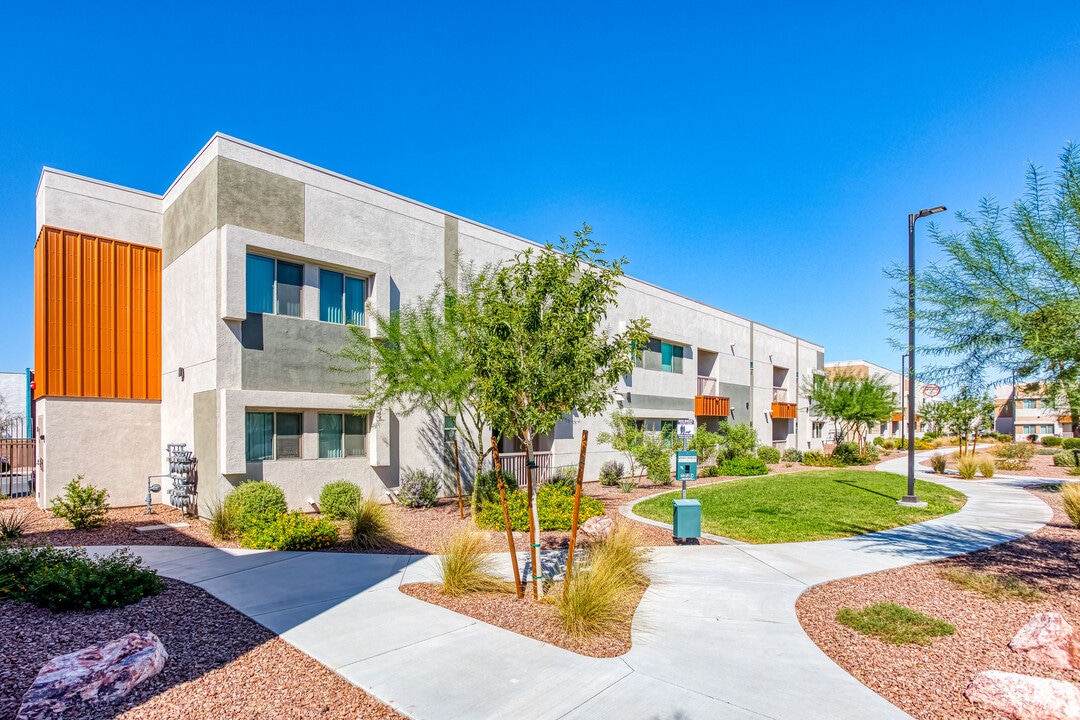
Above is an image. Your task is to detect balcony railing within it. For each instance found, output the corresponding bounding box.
[697,376,718,395]
[772,387,788,402]
[497,452,553,486]
[771,401,798,419]
[695,395,730,417]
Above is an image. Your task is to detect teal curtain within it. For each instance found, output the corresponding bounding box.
[275,412,303,459]
[345,277,365,325]
[320,270,344,323]
[319,414,343,458]
[661,342,673,372]
[671,344,683,374]
[344,414,367,457]
[245,412,274,461]
[246,255,275,314]
[276,261,303,317]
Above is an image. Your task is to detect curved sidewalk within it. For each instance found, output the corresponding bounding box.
[103,451,1051,720]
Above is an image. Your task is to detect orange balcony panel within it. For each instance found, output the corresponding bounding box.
[695,395,730,417]
[772,402,798,419]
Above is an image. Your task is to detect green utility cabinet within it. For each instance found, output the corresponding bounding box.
[673,499,702,539]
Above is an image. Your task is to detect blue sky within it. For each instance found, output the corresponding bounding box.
[1,2,1078,379]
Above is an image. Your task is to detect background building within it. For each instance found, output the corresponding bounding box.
[819,359,932,444]
[33,134,824,511]
[994,384,1074,440]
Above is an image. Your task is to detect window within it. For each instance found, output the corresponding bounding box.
[319,270,366,325]
[318,413,368,458]
[1021,398,1041,409]
[247,254,302,317]
[245,411,302,461]
[1021,424,1037,435]
[813,422,823,439]
[1040,424,1055,435]
[635,338,684,374]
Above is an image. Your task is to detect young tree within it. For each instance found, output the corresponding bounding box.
[459,224,650,599]
[597,408,646,479]
[935,388,996,455]
[804,372,897,451]
[887,143,1080,432]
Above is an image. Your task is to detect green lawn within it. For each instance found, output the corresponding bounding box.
[633,470,966,543]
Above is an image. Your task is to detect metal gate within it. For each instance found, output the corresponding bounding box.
[1,417,35,498]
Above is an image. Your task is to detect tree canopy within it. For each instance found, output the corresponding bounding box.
[804,371,897,450]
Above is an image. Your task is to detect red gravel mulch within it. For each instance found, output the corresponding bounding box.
[796,486,1080,720]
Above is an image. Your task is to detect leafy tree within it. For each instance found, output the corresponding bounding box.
[804,372,897,451]
[459,224,650,598]
[887,143,1080,432]
[934,388,996,455]
[598,408,646,478]
[716,421,758,460]
[688,427,723,464]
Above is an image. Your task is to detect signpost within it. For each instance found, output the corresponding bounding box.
[672,419,700,541]
[923,384,941,398]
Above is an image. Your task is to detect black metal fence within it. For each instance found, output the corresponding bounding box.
[1,417,35,498]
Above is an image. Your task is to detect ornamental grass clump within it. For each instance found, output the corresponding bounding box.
[438,527,512,596]
[939,568,1043,602]
[976,454,995,478]
[929,453,947,474]
[344,496,397,549]
[554,523,648,636]
[205,498,240,541]
[956,454,979,479]
[49,475,109,530]
[1062,483,1080,528]
[319,480,363,520]
[0,509,34,540]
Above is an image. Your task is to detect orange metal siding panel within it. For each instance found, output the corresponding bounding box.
[81,235,100,397]
[694,395,731,417]
[772,402,798,419]
[45,229,64,396]
[115,242,132,399]
[145,249,161,399]
[98,241,116,398]
[130,247,148,399]
[63,231,82,395]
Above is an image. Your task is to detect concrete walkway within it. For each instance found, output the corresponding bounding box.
[98,450,1052,720]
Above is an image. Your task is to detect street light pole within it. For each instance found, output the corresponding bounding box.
[901,206,946,508]
[900,354,906,447]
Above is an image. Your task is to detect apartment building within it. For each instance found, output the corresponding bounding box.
[32,134,824,511]
[820,360,931,444]
[994,385,1074,440]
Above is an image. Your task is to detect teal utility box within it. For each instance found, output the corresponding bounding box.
[672,499,702,539]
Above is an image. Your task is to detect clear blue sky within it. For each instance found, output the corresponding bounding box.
[1,2,1078,379]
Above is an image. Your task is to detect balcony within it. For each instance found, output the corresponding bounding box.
[771,387,797,419]
[696,376,730,417]
[772,387,788,402]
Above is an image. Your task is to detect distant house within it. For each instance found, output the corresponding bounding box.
[819,360,934,444]
[994,384,1074,440]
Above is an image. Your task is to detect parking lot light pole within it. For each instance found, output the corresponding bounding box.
[900,206,945,508]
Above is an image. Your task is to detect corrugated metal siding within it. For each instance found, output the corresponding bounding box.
[34,227,161,400]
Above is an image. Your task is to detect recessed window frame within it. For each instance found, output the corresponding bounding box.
[319,269,367,326]
[318,412,369,458]
[245,410,304,461]
[246,253,303,318]
[635,338,684,374]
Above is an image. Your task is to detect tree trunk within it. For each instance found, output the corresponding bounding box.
[491,437,523,599]
[564,431,588,598]
[524,430,541,600]
[452,437,464,520]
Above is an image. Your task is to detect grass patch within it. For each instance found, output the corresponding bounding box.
[940,568,1043,602]
[438,527,513,596]
[836,602,955,645]
[633,470,965,543]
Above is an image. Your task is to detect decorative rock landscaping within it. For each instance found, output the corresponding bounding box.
[964,670,1080,720]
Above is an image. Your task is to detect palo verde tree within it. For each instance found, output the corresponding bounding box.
[934,388,996,455]
[803,371,897,451]
[332,276,492,485]
[887,143,1080,432]
[459,224,650,599]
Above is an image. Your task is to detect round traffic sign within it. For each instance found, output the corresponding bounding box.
[923,384,941,397]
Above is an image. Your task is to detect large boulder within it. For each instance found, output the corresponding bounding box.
[17,631,167,720]
[577,515,614,544]
[965,670,1080,720]
[1011,613,1080,670]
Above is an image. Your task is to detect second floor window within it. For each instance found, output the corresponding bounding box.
[635,338,684,373]
[319,270,366,325]
[247,254,302,317]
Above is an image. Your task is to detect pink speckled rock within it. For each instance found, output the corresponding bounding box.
[16,631,167,720]
[1011,613,1080,670]
[965,670,1080,720]
[578,515,614,544]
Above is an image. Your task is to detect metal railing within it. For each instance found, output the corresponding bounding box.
[772,387,788,402]
[498,451,553,486]
[697,376,718,396]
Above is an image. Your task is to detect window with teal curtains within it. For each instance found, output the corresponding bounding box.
[276,261,303,317]
[246,255,275,314]
[319,270,344,323]
[344,414,367,456]
[245,412,274,461]
[345,277,365,325]
[318,413,344,458]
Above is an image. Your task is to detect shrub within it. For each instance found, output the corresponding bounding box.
[831,442,866,466]
[618,480,636,493]
[636,438,673,485]
[49,475,109,530]
[1062,483,1080,528]
[802,451,843,467]
[719,455,769,477]
[1043,436,1064,447]
[240,511,339,551]
[994,443,1036,461]
[702,464,722,477]
[717,422,758,460]
[472,469,517,510]
[976,455,995,478]
[923,430,942,441]
[956,454,978,479]
[439,527,512,596]
[836,602,955,645]
[547,466,578,492]
[1028,433,1040,443]
[897,439,933,450]
[940,568,1043,602]
[782,448,803,463]
[0,509,34,540]
[344,496,397,549]
[399,468,440,508]
[319,480,363,520]
[554,523,647,636]
[881,438,897,450]
[929,453,947,474]
[474,483,604,532]
[599,460,624,486]
[225,481,288,533]
[1053,451,1080,467]
[1064,438,1080,450]
[0,545,163,611]
[997,458,1032,471]
[205,498,240,541]
[872,436,884,447]
[756,446,781,464]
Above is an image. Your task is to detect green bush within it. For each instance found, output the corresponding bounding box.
[782,448,803,463]
[319,480,363,520]
[547,466,579,492]
[756,446,781,464]
[225,481,289,533]
[472,469,518,510]
[474,483,604,532]
[994,443,1036,461]
[1053,451,1080,467]
[802,451,844,467]
[240,511,339,551]
[719,455,769,476]
[1063,438,1080,450]
[831,442,878,466]
[688,429,722,464]
[872,436,885,447]
[1042,436,1064,447]
[49,475,109,530]
[717,422,758,460]
[0,545,163,611]
[598,460,624,486]
[896,438,933,450]
[702,464,722,477]
[398,468,440,508]
[634,436,673,485]
[923,430,942,441]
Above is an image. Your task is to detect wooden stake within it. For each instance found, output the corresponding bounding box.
[564,430,588,599]
[492,437,523,599]
[453,436,464,520]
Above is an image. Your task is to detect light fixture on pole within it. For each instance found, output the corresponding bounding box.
[900,206,946,508]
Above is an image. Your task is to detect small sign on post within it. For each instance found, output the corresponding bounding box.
[677,419,696,440]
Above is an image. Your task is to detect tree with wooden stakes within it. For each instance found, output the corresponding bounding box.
[459,224,649,600]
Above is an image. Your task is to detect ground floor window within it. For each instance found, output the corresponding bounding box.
[1040,424,1055,435]
[812,422,823,439]
[318,413,368,458]
[246,411,302,461]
